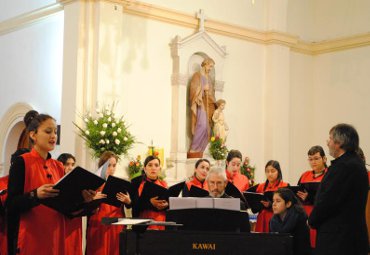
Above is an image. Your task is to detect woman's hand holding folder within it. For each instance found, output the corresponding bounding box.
[116,192,131,205]
[37,183,59,199]
[296,190,308,201]
[150,196,168,210]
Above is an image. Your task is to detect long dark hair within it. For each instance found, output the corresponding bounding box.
[263,160,283,191]
[57,153,76,165]
[195,158,210,169]
[226,150,242,167]
[274,188,305,215]
[144,155,161,167]
[26,112,55,146]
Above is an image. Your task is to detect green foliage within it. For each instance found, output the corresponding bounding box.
[74,105,135,159]
[240,157,256,186]
[209,136,228,160]
[128,155,143,179]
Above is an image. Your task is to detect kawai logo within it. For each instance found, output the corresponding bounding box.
[192,243,216,250]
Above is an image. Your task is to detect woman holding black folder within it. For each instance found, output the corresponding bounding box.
[86,151,132,255]
[297,145,327,249]
[183,158,210,196]
[132,155,168,230]
[251,160,288,233]
[57,153,84,255]
[6,113,67,255]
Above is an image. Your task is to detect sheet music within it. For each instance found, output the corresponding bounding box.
[112,218,152,225]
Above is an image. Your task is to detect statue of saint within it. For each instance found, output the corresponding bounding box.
[189,58,216,155]
[212,99,228,142]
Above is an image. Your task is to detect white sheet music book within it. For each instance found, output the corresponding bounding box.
[196,197,213,208]
[169,197,196,210]
[213,198,240,211]
[112,218,152,225]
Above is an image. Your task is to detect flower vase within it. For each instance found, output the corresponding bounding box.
[215,160,224,167]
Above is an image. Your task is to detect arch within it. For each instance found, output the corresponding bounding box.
[0,103,33,176]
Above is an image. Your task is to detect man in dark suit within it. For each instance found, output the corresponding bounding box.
[308,123,369,255]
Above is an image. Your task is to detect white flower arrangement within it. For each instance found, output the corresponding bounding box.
[74,104,135,158]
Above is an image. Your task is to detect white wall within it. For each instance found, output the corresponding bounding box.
[313,46,370,162]
[0,0,56,22]
[287,0,314,41]
[0,11,64,162]
[0,12,63,121]
[313,0,370,41]
[289,52,314,183]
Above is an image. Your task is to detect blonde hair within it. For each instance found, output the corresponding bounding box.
[201,58,215,67]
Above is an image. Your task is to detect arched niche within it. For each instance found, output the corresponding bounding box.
[0,103,33,176]
[168,30,227,182]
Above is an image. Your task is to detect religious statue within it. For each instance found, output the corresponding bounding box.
[188,58,216,156]
[212,99,228,142]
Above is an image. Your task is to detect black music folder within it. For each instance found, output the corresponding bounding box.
[243,191,274,213]
[141,181,185,201]
[168,181,186,198]
[287,185,306,194]
[225,182,246,203]
[102,175,133,207]
[299,182,321,203]
[188,185,209,197]
[41,166,105,214]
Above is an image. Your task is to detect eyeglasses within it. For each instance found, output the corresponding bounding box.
[308,157,322,162]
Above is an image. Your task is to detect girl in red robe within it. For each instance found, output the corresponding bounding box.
[253,160,288,233]
[1,149,30,255]
[297,145,327,249]
[0,175,8,255]
[86,151,132,255]
[183,158,210,196]
[225,150,249,192]
[132,155,168,230]
[6,113,67,255]
[57,153,83,255]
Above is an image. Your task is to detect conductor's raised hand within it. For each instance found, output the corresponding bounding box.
[36,184,59,199]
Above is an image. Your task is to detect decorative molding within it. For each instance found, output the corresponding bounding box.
[1,0,370,55]
[0,103,33,175]
[310,33,370,55]
[0,3,63,36]
[171,73,188,86]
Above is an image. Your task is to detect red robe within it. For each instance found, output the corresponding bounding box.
[185,176,208,191]
[14,149,66,255]
[298,169,327,248]
[0,175,8,255]
[226,170,249,192]
[137,178,167,230]
[86,184,125,255]
[255,181,288,233]
[65,215,82,255]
